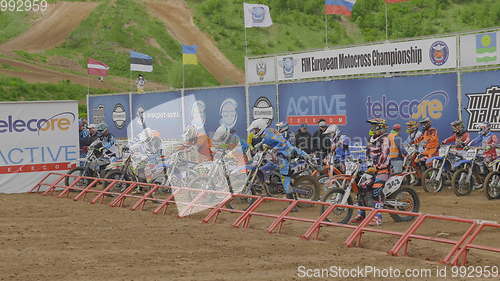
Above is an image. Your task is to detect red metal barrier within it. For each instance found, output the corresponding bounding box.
[30,172,500,265]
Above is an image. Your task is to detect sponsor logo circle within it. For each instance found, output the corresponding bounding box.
[429,41,449,66]
[253,96,273,124]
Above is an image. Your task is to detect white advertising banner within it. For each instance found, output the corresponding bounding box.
[0,101,79,193]
[460,31,500,67]
[272,36,457,81]
[245,56,276,83]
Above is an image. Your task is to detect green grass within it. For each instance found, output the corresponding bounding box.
[0,11,31,44]
[0,74,110,117]
[186,0,500,69]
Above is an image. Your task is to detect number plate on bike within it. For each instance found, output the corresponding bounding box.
[383,175,404,196]
[465,150,476,160]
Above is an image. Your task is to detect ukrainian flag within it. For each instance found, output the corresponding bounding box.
[182,45,198,65]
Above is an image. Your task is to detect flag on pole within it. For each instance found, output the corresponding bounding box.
[87,58,109,76]
[324,0,357,16]
[243,3,273,28]
[385,0,410,3]
[182,45,198,65]
[130,51,153,72]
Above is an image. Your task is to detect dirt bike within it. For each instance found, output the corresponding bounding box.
[422,145,461,192]
[401,144,420,186]
[451,147,488,196]
[320,158,420,224]
[240,148,321,206]
[66,139,113,187]
[483,158,500,200]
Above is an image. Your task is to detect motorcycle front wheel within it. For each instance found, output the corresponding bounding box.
[386,187,420,222]
[104,170,131,194]
[422,168,444,193]
[452,168,474,196]
[320,188,353,224]
[65,167,96,190]
[484,172,500,200]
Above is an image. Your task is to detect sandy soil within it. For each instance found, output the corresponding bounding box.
[146,0,245,84]
[0,186,498,281]
[0,2,98,52]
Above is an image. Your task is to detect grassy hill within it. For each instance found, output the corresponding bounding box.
[187,0,500,68]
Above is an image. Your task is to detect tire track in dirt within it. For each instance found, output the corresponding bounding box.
[0,2,98,52]
[146,0,244,84]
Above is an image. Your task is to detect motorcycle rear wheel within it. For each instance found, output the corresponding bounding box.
[65,167,96,190]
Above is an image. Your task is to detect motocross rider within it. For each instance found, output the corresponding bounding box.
[442,120,470,150]
[276,122,296,145]
[467,122,498,163]
[403,120,422,146]
[212,125,247,165]
[182,125,213,162]
[96,123,116,151]
[412,117,439,168]
[351,118,390,226]
[323,124,350,171]
[247,119,310,210]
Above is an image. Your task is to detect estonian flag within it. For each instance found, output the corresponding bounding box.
[130,51,153,72]
[182,45,198,65]
[324,0,356,16]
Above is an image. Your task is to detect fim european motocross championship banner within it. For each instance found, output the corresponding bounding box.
[0,101,79,193]
[246,36,457,83]
[279,73,458,142]
[461,70,500,133]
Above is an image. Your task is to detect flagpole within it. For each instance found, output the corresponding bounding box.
[87,74,90,96]
[324,13,328,48]
[385,1,389,41]
[244,24,248,57]
[182,62,185,90]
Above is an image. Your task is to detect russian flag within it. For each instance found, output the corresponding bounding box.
[324,0,356,16]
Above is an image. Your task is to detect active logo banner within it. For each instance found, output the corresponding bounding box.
[0,101,79,193]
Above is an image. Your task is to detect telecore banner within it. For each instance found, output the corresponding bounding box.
[267,36,457,81]
[0,101,79,193]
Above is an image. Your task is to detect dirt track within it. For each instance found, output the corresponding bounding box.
[0,2,98,52]
[146,0,244,84]
[0,187,499,281]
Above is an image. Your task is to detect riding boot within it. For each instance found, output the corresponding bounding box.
[286,193,299,212]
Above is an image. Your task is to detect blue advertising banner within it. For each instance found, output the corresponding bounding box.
[183,87,247,138]
[461,70,500,133]
[88,94,130,139]
[130,91,183,139]
[279,73,458,143]
[249,84,277,124]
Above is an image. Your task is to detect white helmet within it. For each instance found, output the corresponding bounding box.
[213,125,231,143]
[323,124,339,138]
[247,118,269,137]
[276,122,289,133]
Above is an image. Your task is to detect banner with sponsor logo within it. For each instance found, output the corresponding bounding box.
[249,84,277,125]
[0,101,79,193]
[88,94,130,138]
[130,91,183,139]
[246,57,276,84]
[279,73,457,141]
[460,31,500,67]
[274,36,457,81]
[461,70,500,133]
[183,87,247,138]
